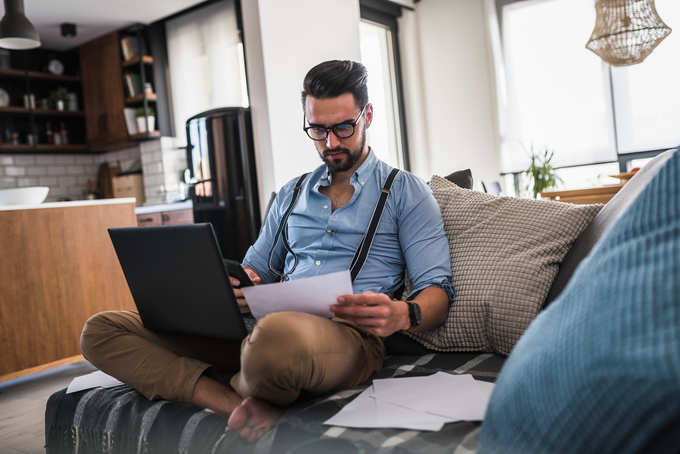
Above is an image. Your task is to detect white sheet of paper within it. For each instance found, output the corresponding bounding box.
[371,372,494,421]
[66,370,124,394]
[242,270,353,319]
[324,387,449,431]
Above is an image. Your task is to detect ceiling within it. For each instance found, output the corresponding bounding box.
[3,0,207,51]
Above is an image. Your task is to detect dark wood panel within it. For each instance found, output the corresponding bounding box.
[161,208,194,225]
[80,32,128,150]
[136,211,162,226]
[0,202,137,378]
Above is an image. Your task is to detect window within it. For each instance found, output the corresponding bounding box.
[496,0,679,191]
[610,0,680,154]
[165,0,248,146]
[499,0,616,173]
[359,0,410,170]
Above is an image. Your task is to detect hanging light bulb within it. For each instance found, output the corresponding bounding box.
[586,0,671,66]
[0,0,41,50]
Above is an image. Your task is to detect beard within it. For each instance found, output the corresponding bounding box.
[319,127,366,173]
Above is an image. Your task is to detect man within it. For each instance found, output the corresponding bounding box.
[81,60,453,442]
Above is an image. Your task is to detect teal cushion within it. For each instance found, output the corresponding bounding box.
[478,149,680,454]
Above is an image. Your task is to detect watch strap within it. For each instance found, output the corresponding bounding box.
[406,301,422,328]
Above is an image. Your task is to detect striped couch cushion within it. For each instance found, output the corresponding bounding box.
[45,352,504,454]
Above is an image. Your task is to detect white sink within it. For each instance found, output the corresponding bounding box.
[0,186,49,205]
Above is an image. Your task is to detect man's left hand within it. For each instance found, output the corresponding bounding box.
[330,291,409,337]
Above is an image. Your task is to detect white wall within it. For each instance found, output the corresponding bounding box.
[404,0,501,188]
[242,0,361,215]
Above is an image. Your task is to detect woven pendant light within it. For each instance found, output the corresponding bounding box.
[586,0,672,66]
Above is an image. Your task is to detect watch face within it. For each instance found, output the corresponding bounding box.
[48,59,64,75]
[0,88,9,107]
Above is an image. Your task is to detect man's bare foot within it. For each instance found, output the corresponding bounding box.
[227,397,281,443]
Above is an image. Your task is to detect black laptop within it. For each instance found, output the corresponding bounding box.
[108,223,248,341]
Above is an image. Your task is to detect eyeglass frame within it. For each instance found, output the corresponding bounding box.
[302,103,368,141]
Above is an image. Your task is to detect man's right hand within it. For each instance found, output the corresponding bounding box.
[230,266,261,313]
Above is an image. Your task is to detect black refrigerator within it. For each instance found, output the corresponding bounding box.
[185,107,261,261]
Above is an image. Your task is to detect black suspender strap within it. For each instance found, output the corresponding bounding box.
[267,172,309,280]
[349,168,400,283]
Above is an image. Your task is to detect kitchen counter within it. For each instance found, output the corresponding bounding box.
[0,198,137,381]
[135,199,193,215]
[0,197,137,211]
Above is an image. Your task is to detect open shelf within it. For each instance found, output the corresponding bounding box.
[128,130,160,140]
[35,144,88,152]
[0,106,32,114]
[125,93,157,104]
[0,143,34,151]
[121,56,154,68]
[0,68,80,82]
[26,71,80,82]
[0,68,27,78]
[0,106,84,116]
[0,143,89,153]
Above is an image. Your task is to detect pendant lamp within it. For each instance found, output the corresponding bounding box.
[0,0,40,50]
[586,0,671,66]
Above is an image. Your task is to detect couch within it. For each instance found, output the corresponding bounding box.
[44,150,676,453]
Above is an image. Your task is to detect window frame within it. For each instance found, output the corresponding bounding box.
[360,0,412,171]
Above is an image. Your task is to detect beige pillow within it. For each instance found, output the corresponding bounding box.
[406,176,602,354]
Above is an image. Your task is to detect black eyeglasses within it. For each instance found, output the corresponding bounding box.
[303,104,367,141]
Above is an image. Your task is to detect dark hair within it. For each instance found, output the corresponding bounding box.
[301,60,368,109]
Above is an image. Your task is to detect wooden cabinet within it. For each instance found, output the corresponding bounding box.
[0,201,137,381]
[136,211,162,226]
[80,32,128,150]
[136,208,193,226]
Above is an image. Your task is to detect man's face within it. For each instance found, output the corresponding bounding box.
[304,93,372,173]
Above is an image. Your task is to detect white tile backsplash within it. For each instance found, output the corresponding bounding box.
[0,139,181,202]
[14,155,35,165]
[5,166,26,176]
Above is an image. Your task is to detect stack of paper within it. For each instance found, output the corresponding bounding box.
[66,370,124,394]
[242,270,353,319]
[324,372,495,431]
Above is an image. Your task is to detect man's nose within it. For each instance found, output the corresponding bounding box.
[326,130,341,148]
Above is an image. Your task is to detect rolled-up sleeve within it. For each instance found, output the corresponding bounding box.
[242,187,289,284]
[397,177,455,304]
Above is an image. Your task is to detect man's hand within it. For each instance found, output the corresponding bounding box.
[330,291,410,337]
[230,266,262,313]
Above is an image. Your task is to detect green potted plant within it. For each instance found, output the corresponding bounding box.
[49,86,69,111]
[525,146,560,199]
[135,106,155,133]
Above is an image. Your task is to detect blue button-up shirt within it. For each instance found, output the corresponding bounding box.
[243,150,454,301]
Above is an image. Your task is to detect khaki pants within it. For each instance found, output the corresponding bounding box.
[80,311,384,406]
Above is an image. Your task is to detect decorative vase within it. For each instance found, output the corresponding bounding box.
[56,100,64,111]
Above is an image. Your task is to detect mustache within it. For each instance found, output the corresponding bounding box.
[323,148,350,157]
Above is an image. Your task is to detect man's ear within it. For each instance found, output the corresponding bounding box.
[364,103,373,129]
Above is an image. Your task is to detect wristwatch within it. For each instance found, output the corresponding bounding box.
[406,301,422,328]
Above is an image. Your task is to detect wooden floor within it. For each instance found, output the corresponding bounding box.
[0,361,96,454]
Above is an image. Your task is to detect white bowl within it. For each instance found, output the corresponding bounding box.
[0,186,50,205]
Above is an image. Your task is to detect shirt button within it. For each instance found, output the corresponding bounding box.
[323,205,328,209]
[315,260,321,266]
[326,228,332,233]
[360,180,365,185]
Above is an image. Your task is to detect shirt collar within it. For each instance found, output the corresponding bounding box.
[320,147,378,184]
